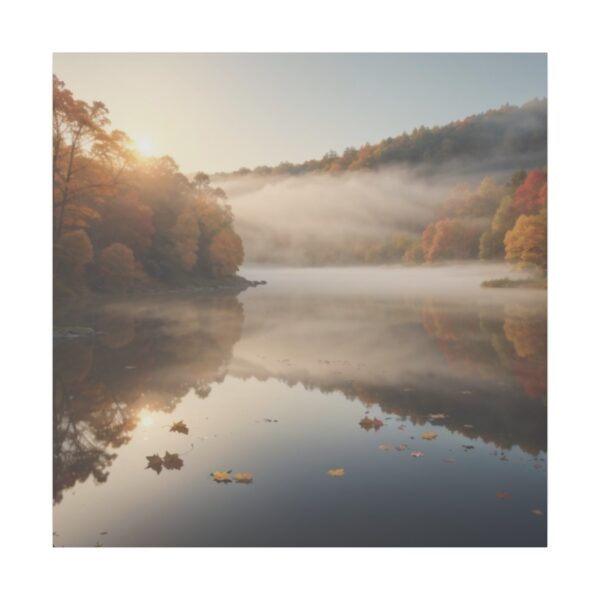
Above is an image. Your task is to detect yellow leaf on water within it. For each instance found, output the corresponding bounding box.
[211,470,232,483]
[421,431,438,441]
[234,472,254,484]
[327,468,345,477]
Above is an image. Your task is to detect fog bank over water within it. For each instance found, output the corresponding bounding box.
[218,160,544,265]
[240,263,542,301]
[222,168,447,263]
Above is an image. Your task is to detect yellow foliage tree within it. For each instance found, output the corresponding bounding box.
[504,211,547,271]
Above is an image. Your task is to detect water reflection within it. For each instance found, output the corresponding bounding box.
[53,295,244,503]
[53,268,546,546]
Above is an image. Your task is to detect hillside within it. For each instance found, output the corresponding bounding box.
[214,98,547,179]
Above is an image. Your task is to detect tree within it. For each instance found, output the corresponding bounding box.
[479,195,516,259]
[52,76,247,294]
[192,171,210,190]
[98,243,136,290]
[504,211,547,271]
[53,76,133,239]
[98,190,155,256]
[513,170,547,215]
[208,229,244,276]
[54,230,94,294]
[422,218,480,262]
[170,212,200,271]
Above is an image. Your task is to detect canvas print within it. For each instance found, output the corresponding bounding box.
[53,53,547,547]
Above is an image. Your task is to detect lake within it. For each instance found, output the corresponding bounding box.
[53,264,547,547]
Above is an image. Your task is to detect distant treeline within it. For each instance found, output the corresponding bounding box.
[420,168,547,270]
[215,99,547,178]
[341,168,547,270]
[234,168,547,271]
[53,76,244,300]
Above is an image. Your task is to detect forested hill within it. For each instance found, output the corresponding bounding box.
[214,99,547,178]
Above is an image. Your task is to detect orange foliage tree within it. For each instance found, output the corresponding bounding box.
[208,229,245,276]
[54,230,94,294]
[512,170,547,215]
[53,77,245,298]
[97,243,137,291]
[422,218,480,262]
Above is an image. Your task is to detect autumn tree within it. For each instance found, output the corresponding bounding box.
[54,230,94,294]
[97,190,155,256]
[97,243,137,290]
[479,195,517,259]
[512,169,547,215]
[504,210,547,271]
[208,229,244,276]
[171,211,200,271]
[52,76,247,295]
[422,218,480,262]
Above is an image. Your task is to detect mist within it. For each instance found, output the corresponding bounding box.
[219,167,462,264]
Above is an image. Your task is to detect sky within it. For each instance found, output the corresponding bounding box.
[53,53,547,174]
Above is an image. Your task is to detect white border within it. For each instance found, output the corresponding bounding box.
[2,1,599,598]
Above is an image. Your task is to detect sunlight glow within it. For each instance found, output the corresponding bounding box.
[139,409,154,428]
[134,134,154,157]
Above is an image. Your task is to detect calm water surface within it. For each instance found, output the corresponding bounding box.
[53,265,547,546]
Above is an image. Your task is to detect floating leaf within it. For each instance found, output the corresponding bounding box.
[395,444,408,451]
[170,420,189,435]
[327,468,345,477]
[421,431,438,441]
[162,451,183,470]
[359,416,384,431]
[378,443,393,451]
[145,454,163,474]
[531,508,544,517]
[495,491,511,499]
[234,472,254,484]
[411,451,425,458]
[211,471,232,483]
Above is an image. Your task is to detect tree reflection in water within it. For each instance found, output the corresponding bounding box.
[53,295,244,503]
[54,289,546,503]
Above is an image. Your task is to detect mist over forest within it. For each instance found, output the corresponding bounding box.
[54,73,547,301]
[213,100,547,270]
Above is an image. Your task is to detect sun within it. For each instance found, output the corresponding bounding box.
[138,408,155,428]
[134,134,155,157]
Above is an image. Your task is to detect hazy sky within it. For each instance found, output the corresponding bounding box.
[53,53,547,174]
